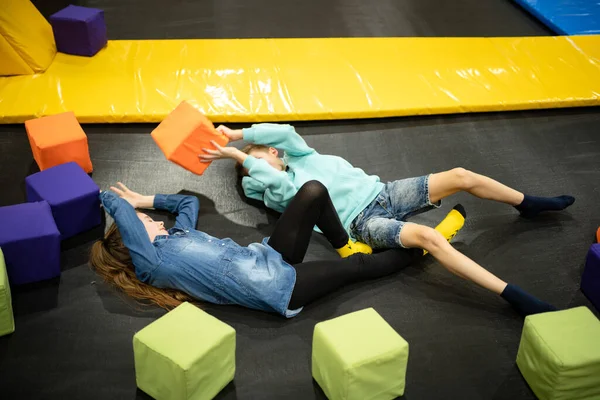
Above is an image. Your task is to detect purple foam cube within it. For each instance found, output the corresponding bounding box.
[49,5,108,57]
[582,244,600,311]
[26,162,101,239]
[0,201,61,285]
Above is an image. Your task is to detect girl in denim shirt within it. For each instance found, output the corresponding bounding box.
[89,180,465,317]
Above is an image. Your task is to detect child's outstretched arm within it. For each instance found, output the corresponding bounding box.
[108,182,199,230]
[200,141,298,208]
[100,188,161,279]
[153,195,199,231]
[219,123,314,157]
[102,184,201,276]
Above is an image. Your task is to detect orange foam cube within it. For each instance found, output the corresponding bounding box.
[151,101,229,175]
[25,112,93,173]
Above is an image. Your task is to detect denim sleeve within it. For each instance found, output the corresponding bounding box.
[153,194,199,231]
[99,191,161,278]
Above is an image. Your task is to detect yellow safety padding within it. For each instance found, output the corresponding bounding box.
[0,33,33,76]
[0,36,599,123]
[0,0,56,74]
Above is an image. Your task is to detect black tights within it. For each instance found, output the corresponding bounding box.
[267,181,418,310]
[267,180,348,264]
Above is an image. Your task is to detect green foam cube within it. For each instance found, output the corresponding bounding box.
[0,248,15,337]
[312,308,409,400]
[133,302,236,400]
[516,306,600,400]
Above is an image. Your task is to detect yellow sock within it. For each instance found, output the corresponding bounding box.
[336,239,373,258]
[424,204,466,255]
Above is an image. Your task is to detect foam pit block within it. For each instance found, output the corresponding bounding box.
[25,111,93,173]
[581,244,600,311]
[49,5,107,57]
[312,308,409,400]
[0,248,15,336]
[151,101,229,175]
[0,202,61,285]
[133,302,236,400]
[0,0,57,75]
[516,306,600,400]
[26,162,101,239]
[0,33,34,76]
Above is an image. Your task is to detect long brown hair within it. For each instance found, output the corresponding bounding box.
[89,223,196,310]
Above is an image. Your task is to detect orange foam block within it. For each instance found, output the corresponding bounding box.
[25,112,93,173]
[151,101,229,175]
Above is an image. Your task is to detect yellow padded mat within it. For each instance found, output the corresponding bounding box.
[0,36,599,123]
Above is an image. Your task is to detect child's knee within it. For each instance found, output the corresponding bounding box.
[298,180,327,198]
[451,167,476,190]
[401,224,447,251]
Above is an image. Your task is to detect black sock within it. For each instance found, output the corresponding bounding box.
[500,283,557,317]
[514,194,575,218]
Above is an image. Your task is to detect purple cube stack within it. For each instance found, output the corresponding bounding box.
[581,244,600,311]
[25,162,101,239]
[0,202,61,285]
[49,5,108,57]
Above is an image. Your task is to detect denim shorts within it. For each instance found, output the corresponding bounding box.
[349,175,440,249]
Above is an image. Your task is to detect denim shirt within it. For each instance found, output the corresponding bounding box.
[99,191,301,318]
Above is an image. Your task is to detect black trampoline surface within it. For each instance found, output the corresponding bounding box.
[2,1,599,399]
[2,109,600,400]
[31,0,551,38]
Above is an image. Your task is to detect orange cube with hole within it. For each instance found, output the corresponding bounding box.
[25,112,93,173]
[151,101,229,175]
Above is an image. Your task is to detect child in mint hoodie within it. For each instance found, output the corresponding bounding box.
[201,123,574,316]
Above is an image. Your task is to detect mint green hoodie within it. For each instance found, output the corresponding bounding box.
[241,123,384,233]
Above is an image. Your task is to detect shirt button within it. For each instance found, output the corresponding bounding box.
[208,239,212,243]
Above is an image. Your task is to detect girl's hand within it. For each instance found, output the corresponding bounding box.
[109,182,149,208]
[216,125,243,141]
[200,141,246,163]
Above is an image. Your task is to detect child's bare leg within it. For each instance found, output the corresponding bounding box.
[428,168,574,218]
[399,222,556,316]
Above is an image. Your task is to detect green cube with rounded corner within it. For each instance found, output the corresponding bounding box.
[133,302,236,400]
[312,308,409,400]
[0,248,15,337]
[516,306,600,400]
